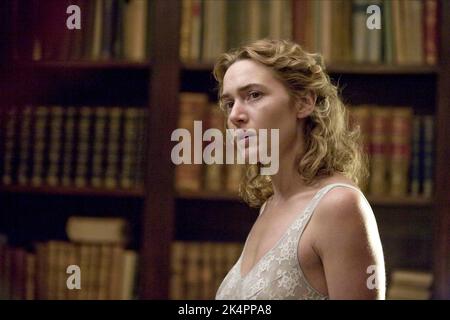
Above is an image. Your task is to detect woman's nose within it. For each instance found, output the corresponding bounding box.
[229,100,248,127]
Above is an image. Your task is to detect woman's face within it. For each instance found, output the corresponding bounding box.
[221,59,300,162]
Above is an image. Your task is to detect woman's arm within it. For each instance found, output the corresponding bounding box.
[313,187,386,299]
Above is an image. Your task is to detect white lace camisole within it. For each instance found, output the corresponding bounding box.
[215,183,366,300]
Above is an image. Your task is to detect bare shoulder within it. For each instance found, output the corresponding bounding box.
[309,182,386,299]
[313,184,376,243]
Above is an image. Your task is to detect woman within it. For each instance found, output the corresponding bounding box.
[214,39,385,300]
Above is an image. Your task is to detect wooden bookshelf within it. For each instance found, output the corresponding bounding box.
[18,60,151,70]
[177,190,243,202]
[0,185,145,198]
[177,191,434,207]
[0,0,449,300]
[183,61,438,75]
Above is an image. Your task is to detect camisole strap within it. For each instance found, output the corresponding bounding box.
[293,183,365,241]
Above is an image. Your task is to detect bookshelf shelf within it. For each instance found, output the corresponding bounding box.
[1,0,449,300]
[176,191,433,207]
[0,185,145,198]
[366,196,434,207]
[182,62,438,75]
[177,190,242,201]
[18,60,151,70]
[326,64,438,75]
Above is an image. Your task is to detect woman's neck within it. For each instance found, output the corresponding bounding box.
[269,136,313,202]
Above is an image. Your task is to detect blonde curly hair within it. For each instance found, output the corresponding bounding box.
[213,39,368,208]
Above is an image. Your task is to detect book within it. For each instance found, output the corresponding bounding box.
[387,269,433,300]
[389,107,413,197]
[66,216,130,245]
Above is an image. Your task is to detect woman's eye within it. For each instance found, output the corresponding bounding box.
[224,101,234,110]
[249,91,261,99]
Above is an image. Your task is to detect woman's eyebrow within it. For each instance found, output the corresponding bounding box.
[221,83,266,100]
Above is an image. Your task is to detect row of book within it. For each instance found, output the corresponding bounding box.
[0,216,138,300]
[0,106,147,189]
[387,269,433,299]
[170,241,243,300]
[0,101,435,199]
[180,0,292,62]
[175,93,244,194]
[181,0,438,65]
[20,0,153,62]
[349,106,434,198]
[176,93,436,198]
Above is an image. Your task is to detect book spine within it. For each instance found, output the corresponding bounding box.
[11,248,26,300]
[74,107,92,188]
[17,106,32,185]
[185,242,201,300]
[55,241,67,300]
[91,107,107,188]
[349,105,372,193]
[134,108,147,188]
[91,0,104,61]
[104,107,122,189]
[389,108,412,197]
[66,242,79,300]
[25,252,36,300]
[87,244,100,300]
[2,108,18,185]
[82,0,96,60]
[200,242,214,299]
[61,107,76,186]
[367,0,382,63]
[2,247,12,299]
[170,241,185,300]
[46,106,64,186]
[31,106,48,187]
[383,0,394,64]
[123,0,148,61]
[424,0,438,65]
[410,116,422,196]
[97,244,112,299]
[422,115,434,197]
[35,243,48,299]
[46,241,58,300]
[204,104,225,192]
[119,108,138,189]
[109,245,125,299]
[180,0,193,62]
[100,0,115,60]
[352,0,367,63]
[369,108,391,195]
[175,93,208,192]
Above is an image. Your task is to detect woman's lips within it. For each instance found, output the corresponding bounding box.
[236,130,257,149]
[236,129,257,142]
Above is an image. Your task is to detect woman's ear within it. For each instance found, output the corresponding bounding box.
[295,91,316,119]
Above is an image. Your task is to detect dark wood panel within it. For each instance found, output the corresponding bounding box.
[139,0,181,300]
[433,0,450,300]
[0,185,145,198]
[175,199,258,242]
[0,191,143,249]
[18,61,151,70]
[3,67,149,106]
[182,62,438,75]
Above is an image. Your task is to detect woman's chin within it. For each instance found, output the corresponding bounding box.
[237,145,259,164]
